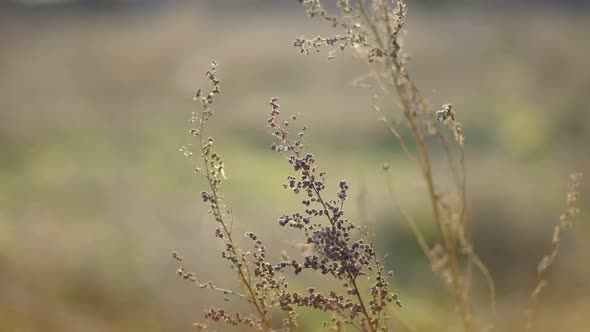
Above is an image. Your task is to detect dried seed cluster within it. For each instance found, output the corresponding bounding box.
[436,103,464,146]
[267,98,400,329]
[176,63,401,332]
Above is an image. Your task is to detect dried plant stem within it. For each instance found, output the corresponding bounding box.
[355,0,383,50]
[275,141,382,331]
[351,1,475,330]
[313,184,378,332]
[458,227,497,330]
[427,76,497,331]
[348,270,378,332]
[361,78,419,165]
[197,115,273,330]
[388,32,475,332]
[411,123,474,332]
[525,173,583,332]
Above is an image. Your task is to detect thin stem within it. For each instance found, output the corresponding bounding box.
[283,143,377,331]
[348,270,378,332]
[356,0,386,51]
[351,1,476,329]
[308,179,376,331]
[313,186,377,332]
[403,95,474,332]
[198,122,273,330]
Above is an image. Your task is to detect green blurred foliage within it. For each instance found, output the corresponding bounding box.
[0,3,589,331]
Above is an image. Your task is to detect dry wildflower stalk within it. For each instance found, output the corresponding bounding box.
[177,63,401,331]
[179,62,274,330]
[295,2,584,332]
[268,97,401,331]
[296,1,485,331]
[525,173,583,332]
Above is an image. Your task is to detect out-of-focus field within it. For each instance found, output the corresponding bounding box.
[1,2,589,331]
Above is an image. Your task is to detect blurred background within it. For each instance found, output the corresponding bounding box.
[1,0,589,331]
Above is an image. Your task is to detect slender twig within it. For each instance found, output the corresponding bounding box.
[352,1,476,330]
[525,173,583,332]
[197,104,273,330]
